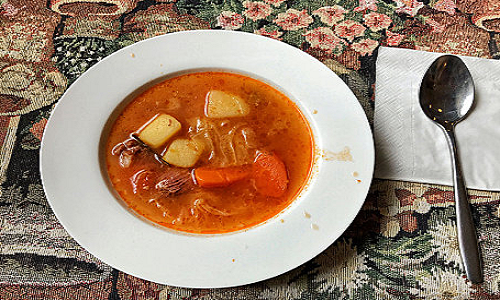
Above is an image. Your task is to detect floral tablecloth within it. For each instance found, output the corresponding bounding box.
[1,0,500,299]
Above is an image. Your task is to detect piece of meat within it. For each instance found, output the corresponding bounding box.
[112,138,144,168]
[119,152,133,168]
[112,138,141,155]
[155,168,194,196]
[131,170,156,194]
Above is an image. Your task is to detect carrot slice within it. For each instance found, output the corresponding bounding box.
[253,151,289,197]
[194,166,250,188]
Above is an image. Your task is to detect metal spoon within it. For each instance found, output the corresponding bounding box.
[419,55,482,283]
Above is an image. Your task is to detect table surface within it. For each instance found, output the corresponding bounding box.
[1,0,500,299]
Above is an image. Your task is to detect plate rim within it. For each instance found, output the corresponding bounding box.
[40,29,375,288]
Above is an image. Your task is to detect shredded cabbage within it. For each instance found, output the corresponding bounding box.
[187,118,257,167]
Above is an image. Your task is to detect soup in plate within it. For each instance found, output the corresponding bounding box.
[105,72,314,234]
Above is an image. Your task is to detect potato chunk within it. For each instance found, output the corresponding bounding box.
[205,90,250,118]
[163,139,203,168]
[138,114,181,148]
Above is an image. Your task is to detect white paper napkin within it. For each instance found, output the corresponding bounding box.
[374,47,500,191]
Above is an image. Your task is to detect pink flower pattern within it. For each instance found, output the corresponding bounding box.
[354,0,378,12]
[216,11,245,30]
[254,27,283,40]
[426,18,445,33]
[243,1,272,21]
[275,9,313,31]
[204,0,457,63]
[313,6,346,26]
[0,2,19,17]
[433,0,457,15]
[335,20,366,42]
[394,0,425,17]
[303,27,344,52]
[386,31,405,46]
[363,12,392,32]
[352,38,379,56]
[263,0,287,7]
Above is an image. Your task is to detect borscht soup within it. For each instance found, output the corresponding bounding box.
[105,72,314,234]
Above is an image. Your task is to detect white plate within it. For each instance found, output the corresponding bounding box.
[41,30,374,288]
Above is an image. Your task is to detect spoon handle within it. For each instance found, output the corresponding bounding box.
[444,128,482,283]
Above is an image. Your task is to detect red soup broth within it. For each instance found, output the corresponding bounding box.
[105,72,314,234]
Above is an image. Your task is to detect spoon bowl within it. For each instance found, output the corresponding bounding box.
[419,54,482,284]
[420,55,475,129]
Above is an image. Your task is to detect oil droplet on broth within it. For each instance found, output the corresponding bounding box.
[353,172,359,177]
[304,211,311,219]
[312,109,318,114]
[280,219,285,223]
[131,53,135,58]
[311,224,319,230]
[232,259,235,262]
